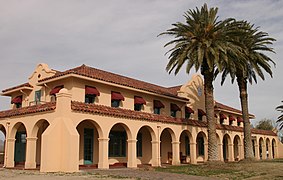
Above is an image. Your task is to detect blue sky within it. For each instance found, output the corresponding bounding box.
[0,0,282,138]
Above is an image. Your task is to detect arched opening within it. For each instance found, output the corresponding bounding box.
[233,135,241,161]
[0,125,6,166]
[160,128,174,164]
[272,139,276,159]
[259,137,264,159]
[33,120,50,167]
[266,138,270,159]
[77,120,101,168]
[196,132,206,162]
[136,126,155,165]
[179,130,192,164]
[222,134,231,161]
[108,123,131,167]
[12,123,27,166]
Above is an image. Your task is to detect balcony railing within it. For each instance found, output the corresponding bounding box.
[29,101,47,106]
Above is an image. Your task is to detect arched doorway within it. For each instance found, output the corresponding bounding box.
[222,134,231,161]
[259,137,264,159]
[136,126,155,165]
[0,125,6,165]
[160,128,174,164]
[196,132,206,162]
[272,139,276,159]
[233,135,241,161]
[12,123,27,166]
[266,138,270,159]
[179,130,192,164]
[32,120,50,167]
[77,120,101,167]
[108,123,131,167]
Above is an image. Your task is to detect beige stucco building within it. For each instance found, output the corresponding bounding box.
[0,63,282,172]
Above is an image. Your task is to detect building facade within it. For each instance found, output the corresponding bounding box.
[0,63,282,172]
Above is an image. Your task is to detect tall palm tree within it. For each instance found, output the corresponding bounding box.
[217,22,275,159]
[159,4,245,161]
[276,101,283,130]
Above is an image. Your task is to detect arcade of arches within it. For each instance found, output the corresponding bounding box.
[0,90,281,172]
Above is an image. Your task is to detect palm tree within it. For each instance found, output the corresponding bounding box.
[276,101,283,130]
[159,4,246,161]
[217,22,275,159]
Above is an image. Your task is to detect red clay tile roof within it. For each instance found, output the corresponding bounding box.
[2,83,33,93]
[215,101,255,117]
[0,102,56,118]
[71,101,276,136]
[71,101,189,125]
[38,65,187,100]
[166,85,182,96]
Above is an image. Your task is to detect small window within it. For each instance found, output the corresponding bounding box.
[220,119,224,124]
[237,122,241,126]
[185,112,191,119]
[50,95,56,102]
[229,120,233,126]
[15,103,22,108]
[134,104,142,111]
[171,110,177,117]
[111,100,120,108]
[154,107,161,115]
[35,90,41,104]
[198,113,203,121]
[85,94,96,104]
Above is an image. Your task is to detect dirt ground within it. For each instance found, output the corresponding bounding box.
[0,168,214,180]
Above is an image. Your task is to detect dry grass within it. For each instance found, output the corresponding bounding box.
[155,159,283,179]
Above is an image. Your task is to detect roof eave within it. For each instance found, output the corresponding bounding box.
[38,73,189,103]
[1,87,33,96]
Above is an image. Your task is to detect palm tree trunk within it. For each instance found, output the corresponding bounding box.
[237,75,254,159]
[203,70,219,161]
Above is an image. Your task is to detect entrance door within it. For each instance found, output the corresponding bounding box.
[14,131,26,163]
[84,128,94,165]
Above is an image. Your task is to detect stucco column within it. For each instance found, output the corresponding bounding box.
[274,144,278,158]
[268,144,272,159]
[151,141,160,167]
[262,144,266,159]
[204,143,208,162]
[189,142,197,164]
[228,143,234,162]
[5,138,15,168]
[255,144,260,160]
[239,144,244,160]
[98,138,109,169]
[41,89,79,172]
[219,143,223,161]
[25,137,37,169]
[172,141,180,165]
[127,139,137,168]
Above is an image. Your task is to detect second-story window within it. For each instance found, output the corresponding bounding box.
[111,91,124,108]
[185,107,194,119]
[153,100,164,115]
[198,109,206,121]
[85,86,100,104]
[35,90,41,104]
[237,117,243,126]
[220,113,227,124]
[229,115,235,125]
[134,96,146,111]
[11,95,22,108]
[170,103,181,117]
[50,85,64,102]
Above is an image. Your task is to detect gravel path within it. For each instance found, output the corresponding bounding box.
[0,168,216,180]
